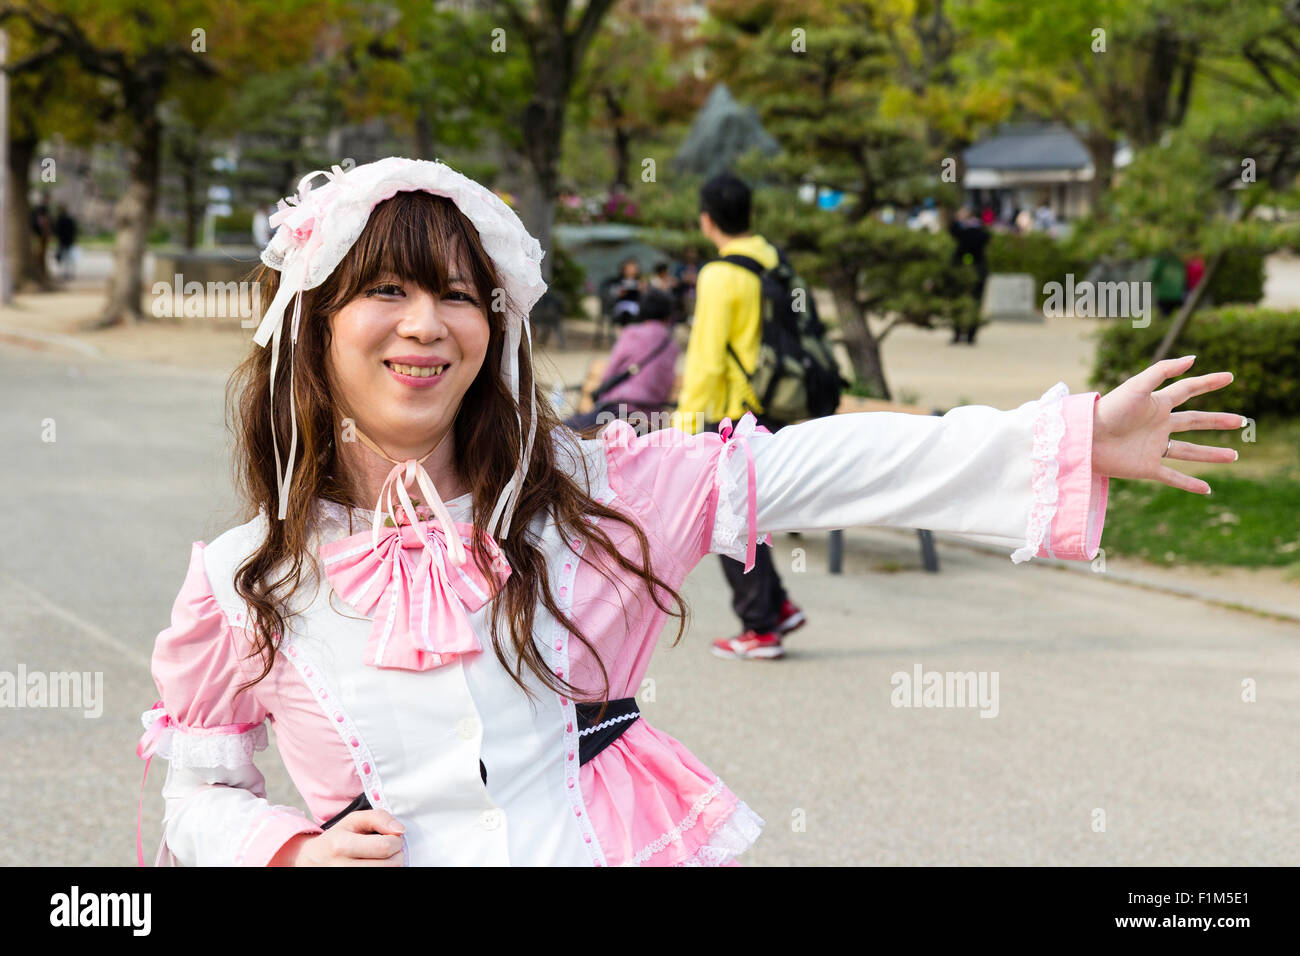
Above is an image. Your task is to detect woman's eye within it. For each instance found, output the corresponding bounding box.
[446,290,478,304]
[365,283,404,297]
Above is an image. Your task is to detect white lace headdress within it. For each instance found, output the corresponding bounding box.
[250,156,547,542]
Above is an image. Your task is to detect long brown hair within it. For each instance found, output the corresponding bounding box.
[228,190,689,711]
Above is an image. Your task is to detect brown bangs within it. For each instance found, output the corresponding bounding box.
[317,190,501,318]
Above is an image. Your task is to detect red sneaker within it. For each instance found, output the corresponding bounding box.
[711,630,784,660]
[776,599,806,635]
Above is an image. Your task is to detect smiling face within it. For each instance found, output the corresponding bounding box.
[327,262,490,459]
[312,189,504,476]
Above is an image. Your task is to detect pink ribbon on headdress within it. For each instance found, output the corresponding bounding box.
[716,413,773,573]
[252,166,347,520]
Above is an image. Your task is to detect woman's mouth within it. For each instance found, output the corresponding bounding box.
[385,360,449,387]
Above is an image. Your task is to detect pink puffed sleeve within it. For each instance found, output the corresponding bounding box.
[136,542,322,867]
[601,417,772,573]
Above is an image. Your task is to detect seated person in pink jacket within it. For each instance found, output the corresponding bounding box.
[566,287,679,436]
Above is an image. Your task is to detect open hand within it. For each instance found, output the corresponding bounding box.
[1091,355,1245,495]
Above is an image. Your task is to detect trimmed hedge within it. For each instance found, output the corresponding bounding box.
[1091,306,1300,419]
[987,233,1090,306]
[1205,247,1266,306]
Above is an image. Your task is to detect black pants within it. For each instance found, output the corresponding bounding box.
[706,415,791,634]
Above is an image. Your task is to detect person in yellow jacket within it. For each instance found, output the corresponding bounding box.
[672,172,807,660]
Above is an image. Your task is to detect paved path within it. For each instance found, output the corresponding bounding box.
[0,344,1295,865]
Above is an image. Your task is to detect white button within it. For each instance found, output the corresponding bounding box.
[480,809,503,830]
[457,717,479,740]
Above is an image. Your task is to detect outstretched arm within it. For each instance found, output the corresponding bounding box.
[705,355,1241,566]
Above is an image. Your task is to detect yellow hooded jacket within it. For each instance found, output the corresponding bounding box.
[669,234,779,434]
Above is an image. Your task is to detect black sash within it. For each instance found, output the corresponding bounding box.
[320,700,641,830]
[574,697,641,765]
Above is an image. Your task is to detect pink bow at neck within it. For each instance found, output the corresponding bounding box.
[320,427,511,671]
[321,516,511,671]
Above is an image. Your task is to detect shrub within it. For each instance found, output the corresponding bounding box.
[1204,247,1266,306]
[1091,306,1300,418]
[987,232,1090,306]
[547,243,586,317]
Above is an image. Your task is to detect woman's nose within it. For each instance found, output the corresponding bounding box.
[397,290,450,339]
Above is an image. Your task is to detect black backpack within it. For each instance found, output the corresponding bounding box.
[719,247,847,425]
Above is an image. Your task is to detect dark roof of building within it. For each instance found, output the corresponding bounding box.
[963,124,1092,171]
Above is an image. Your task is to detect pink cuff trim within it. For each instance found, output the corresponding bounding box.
[235,806,323,867]
[1039,391,1108,561]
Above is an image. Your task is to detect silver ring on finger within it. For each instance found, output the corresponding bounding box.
[1162,438,1172,458]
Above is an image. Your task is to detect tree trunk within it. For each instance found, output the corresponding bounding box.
[831,281,890,399]
[603,87,630,191]
[178,151,200,251]
[99,110,161,327]
[1083,131,1116,213]
[520,61,567,286]
[6,134,41,290]
[414,109,434,160]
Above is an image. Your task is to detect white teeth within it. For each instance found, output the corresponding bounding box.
[388,363,447,378]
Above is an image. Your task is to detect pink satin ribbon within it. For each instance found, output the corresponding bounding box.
[319,424,511,670]
[717,414,773,573]
[320,517,511,671]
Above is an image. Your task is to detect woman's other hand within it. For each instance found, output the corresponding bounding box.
[270,810,406,866]
[1092,355,1245,494]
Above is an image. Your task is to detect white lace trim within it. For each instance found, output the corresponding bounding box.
[625,778,728,865]
[315,496,472,535]
[673,799,766,867]
[578,711,640,736]
[1011,381,1069,565]
[138,707,269,771]
[552,489,611,866]
[709,436,770,559]
[279,633,390,813]
[261,159,547,323]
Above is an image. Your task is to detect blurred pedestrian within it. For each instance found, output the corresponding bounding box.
[675,171,806,661]
[1152,253,1187,318]
[671,247,699,320]
[53,206,79,281]
[609,256,643,323]
[949,207,990,345]
[650,261,674,293]
[565,287,679,435]
[31,198,53,276]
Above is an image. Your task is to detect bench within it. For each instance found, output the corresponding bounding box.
[574,358,939,573]
[794,396,941,575]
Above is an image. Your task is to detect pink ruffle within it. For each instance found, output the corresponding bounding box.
[580,719,762,866]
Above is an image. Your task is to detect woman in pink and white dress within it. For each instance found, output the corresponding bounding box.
[134,157,1243,867]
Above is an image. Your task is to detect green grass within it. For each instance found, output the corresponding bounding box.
[1097,415,1300,568]
[1102,475,1300,567]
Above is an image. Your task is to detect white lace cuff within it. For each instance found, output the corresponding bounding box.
[709,437,771,562]
[1011,381,1069,564]
[674,800,766,866]
[139,707,269,771]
